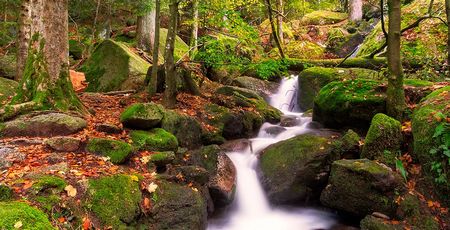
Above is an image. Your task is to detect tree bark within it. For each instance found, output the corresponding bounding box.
[386,0,406,120]
[349,0,363,22]
[277,0,284,44]
[446,0,450,75]
[163,0,179,108]
[5,0,85,120]
[265,0,285,59]
[16,0,32,81]
[190,0,199,57]
[148,0,161,97]
[136,7,156,52]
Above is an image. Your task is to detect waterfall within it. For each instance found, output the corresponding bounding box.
[208,76,336,230]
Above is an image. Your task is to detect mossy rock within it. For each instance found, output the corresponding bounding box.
[232,76,279,99]
[149,151,176,167]
[0,202,54,230]
[258,134,333,204]
[85,174,141,228]
[151,181,207,230]
[320,159,402,217]
[0,77,18,105]
[360,215,401,230]
[157,28,189,62]
[0,113,87,137]
[330,129,361,161]
[396,194,440,230]
[81,39,150,92]
[361,114,402,167]
[69,40,83,60]
[161,110,202,149]
[284,40,325,59]
[313,79,386,129]
[404,79,434,87]
[0,185,12,201]
[120,103,165,130]
[28,175,67,212]
[87,138,133,164]
[412,86,450,198]
[130,129,178,152]
[0,54,16,80]
[188,145,222,174]
[301,10,348,25]
[298,67,380,110]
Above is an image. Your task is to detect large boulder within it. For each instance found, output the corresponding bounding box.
[300,10,347,25]
[313,79,386,129]
[232,76,279,99]
[81,39,150,92]
[120,103,165,129]
[0,77,17,105]
[130,129,178,152]
[297,67,379,111]
[412,86,450,198]
[150,181,207,230]
[0,113,87,137]
[320,159,402,217]
[86,138,133,164]
[0,202,54,229]
[284,40,325,59]
[161,110,203,149]
[0,54,16,80]
[85,174,141,229]
[258,134,333,204]
[361,114,402,167]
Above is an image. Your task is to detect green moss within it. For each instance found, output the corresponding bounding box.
[0,54,17,80]
[0,185,12,201]
[130,128,178,152]
[120,103,165,129]
[161,110,203,149]
[31,175,66,193]
[360,215,400,230]
[284,40,325,59]
[301,10,348,25]
[34,195,60,212]
[158,28,189,62]
[362,113,402,166]
[0,202,55,229]
[81,39,150,92]
[404,79,434,87]
[87,138,133,164]
[85,174,141,228]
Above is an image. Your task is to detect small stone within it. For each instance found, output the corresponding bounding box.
[95,123,122,134]
[45,137,81,152]
[280,115,300,127]
[264,126,286,136]
[0,147,26,171]
[372,212,390,220]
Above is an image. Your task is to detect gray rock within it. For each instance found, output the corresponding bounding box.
[95,123,122,134]
[0,147,26,170]
[280,115,300,127]
[45,137,81,152]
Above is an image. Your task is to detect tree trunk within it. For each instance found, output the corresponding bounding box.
[5,0,85,120]
[163,0,179,108]
[277,0,284,44]
[446,0,450,75]
[148,0,161,97]
[16,0,32,81]
[386,0,405,120]
[190,0,199,57]
[265,0,285,59]
[349,0,363,22]
[136,7,156,52]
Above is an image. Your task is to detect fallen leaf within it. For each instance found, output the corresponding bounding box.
[65,185,77,197]
[130,175,139,182]
[14,221,22,229]
[147,182,158,193]
[82,217,91,230]
[143,197,151,210]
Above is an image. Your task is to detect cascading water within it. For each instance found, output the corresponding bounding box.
[208,76,337,230]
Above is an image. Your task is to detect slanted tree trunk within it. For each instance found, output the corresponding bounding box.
[136,7,156,52]
[148,0,161,96]
[277,0,284,44]
[386,0,406,120]
[3,0,85,120]
[446,0,450,75]
[163,0,179,108]
[265,0,285,59]
[190,0,199,57]
[349,0,363,22]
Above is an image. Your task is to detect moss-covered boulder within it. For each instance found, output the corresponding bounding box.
[150,181,207,230]
[395,194,440,230]
[301,10,348,25]
[360,215,401,230]
[0,202,54,230]
[0,54,16,80]
[258,134,333,204]
[130,129,178,152]
[284,40,325,59]
[161,110,202,149]
[330,129,361,161]
[81,39,150,92]
[320,159,402,217]
[298,67,379,111]
[120,103,165,129]
[28,175,66,212]
[85,174,141,228]
[0,77,18,105]
[87,138,133,164]
[361,114,402,166]
[313,79,386,129]
[412,86,450,197]
[69,40,84,60]
[0,113,87,137]
[232,76,279,99]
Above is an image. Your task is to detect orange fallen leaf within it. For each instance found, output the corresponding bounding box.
[82,217,91,230]
[143,197,151,210]
[58,217,66,223]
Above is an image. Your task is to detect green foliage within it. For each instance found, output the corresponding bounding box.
[250,59,290,80]
[395,157,408,182]
[430,112,450,185]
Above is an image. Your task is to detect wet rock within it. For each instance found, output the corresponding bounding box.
[0,113,87,137]
[220,139,251,152]
[168,166,210,185]
[120,103,165,129]
[95,123,122,134]
[263,126,287,136]
[360,215,401,230]
[232,76,279,99]
[0,147,26,170]
[45,137,81,152]
[320,159,402,217]
[208,153,237,207]
[280,115,300,127]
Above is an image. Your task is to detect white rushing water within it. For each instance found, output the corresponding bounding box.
[208,76,337,230]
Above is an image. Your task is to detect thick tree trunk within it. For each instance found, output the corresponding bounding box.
[349,0,363,22]
[386,0,406,120]
[277,0,284,44]
[5,0,84,120]
[136,8,156,52]
[148,0,161,97]
[16,0,32,81]
[265,0,285,59]
[163,0,179,108]
[190,0,199,57]
[446,0,450,75]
